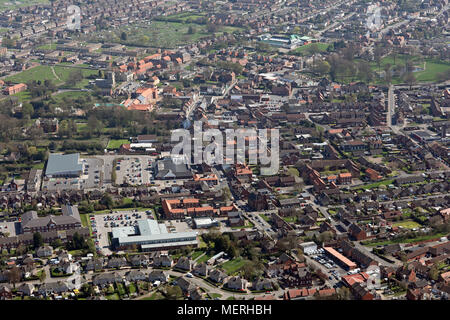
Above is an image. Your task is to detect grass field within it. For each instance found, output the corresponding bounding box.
[0,0,48,11]
[392,220,421,229]
[363,233,447,247]
[352,179,394,190]
[369,54,450,83]
[5,65,97,88]
[89,21,242,48]
[220,257,247,275]
[107,139,129,150]
[290,42,331,56]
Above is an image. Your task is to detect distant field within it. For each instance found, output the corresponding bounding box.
[0,0,48,11]
[4,65,97,88]
[369,54,450,83]
[107,139,129,150]
[89,21,243,48]
[290,42,331,56]
[4,65,98,92]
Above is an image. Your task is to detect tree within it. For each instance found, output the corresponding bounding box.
[428,265,439,281]
[39,270,47,283]
[7,266,21,287]
[120,32,128,41]
[403,72,417,89]
[187,26,196,35]
[313,60,331,76]
[100,193,114,209]
[166,285,183,300]
[33,232,44,249]
[206,23,217,34]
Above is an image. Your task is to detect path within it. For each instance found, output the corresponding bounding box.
[51,66,62,82]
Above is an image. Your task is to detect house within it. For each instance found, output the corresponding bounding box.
[38,281,69,296]
[92,272,123,287]
[149,270,169,283]
[177,277,196,293]
[17,283,34,296]
[153,254,173,268]
[193,262,209,277]
[225,276,248,291]
[130,255,150,267]
[252,279,273,291]
[107,257,128,269]
[36,245,53,258]
[85,258,104,272]
[209,269,228,284]
[189,288,203,300]
[125,270,147,282]
[348,224,367,240]
[174,257,193,271]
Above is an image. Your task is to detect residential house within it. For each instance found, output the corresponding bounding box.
[225,276,248,291]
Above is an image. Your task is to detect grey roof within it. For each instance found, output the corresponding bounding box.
[45,153,83,176]
[155,158,192,179]
[61,205,81,222]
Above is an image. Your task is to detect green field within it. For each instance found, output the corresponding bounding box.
[4,65,97,88]
[392,220,421,229]
[0,0,49,11]
[352,179,394,190]
[290,42,331,56]
[369,54,450,83]
[89,21,242,48]
[220,257,247,275]
[107,139,129,150]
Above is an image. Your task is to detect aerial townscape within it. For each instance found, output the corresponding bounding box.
[0,0,449,304]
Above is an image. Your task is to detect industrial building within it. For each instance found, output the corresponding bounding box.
[45,153,83,178]
[111,219,198,251]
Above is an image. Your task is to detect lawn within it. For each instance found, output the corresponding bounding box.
[105,293,120,300]
[290,42,331,56]
[196,253,212,264]
[352,179,394,190]
[363,233,447,247]
[0,0,49,11]
[283,216,297,223]
[231,222,254,229]
[220,257,247,275]
[392,220,421,229]
[141,292,164,300]
[128,283,137,294]
[259,214,269,222]
[107,139,129,150]
[208,293,222,299]
[368,54,450,83]
[4,65,97,88]
[191,250,205,261]
[89,21,242,48]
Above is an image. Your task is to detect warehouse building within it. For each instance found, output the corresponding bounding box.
[111,219,198,251]
[45,153,83,178]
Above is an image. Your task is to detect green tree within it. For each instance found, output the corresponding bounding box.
[33,232,44,249]
[166,285,183,300]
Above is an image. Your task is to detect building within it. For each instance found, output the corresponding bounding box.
[323,246,357,270]
[3,83,27,95]
[21,205,82,234]
[111,219,198,251]
[299,242,317,255]
[193,217,219,229]
[154,157,192,180]
[45,153,83,178]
